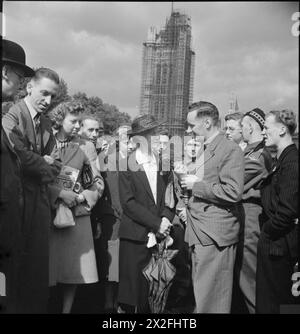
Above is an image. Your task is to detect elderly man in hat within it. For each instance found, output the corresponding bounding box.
[232,108,272,313]
[1,39,34,313]
[181,101,244,313]
[2,66,62,313]
[117,114,174,313]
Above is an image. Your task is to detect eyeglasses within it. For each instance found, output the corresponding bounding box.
[11,68,24,81]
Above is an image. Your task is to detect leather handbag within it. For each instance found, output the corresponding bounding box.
[81,164,94,189]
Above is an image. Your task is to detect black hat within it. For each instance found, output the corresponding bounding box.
[130,114,163,136]
[244,108,265,130]
[2,39,34,77]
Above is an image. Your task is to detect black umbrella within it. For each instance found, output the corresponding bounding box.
[143,238,179,313]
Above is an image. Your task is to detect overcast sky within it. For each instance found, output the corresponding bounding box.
[3,1,299,119]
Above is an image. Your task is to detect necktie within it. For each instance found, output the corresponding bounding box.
[33,114,40,134]
[34,114,41,152]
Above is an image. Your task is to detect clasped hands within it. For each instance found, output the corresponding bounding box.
[59,189,85,208]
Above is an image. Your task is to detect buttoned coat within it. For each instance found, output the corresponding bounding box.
[2,99,60,313]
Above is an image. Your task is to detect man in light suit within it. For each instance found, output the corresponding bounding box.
[181,101,244,313]
[2,67,62,313]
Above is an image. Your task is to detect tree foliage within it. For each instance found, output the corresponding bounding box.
[72,92,131,134]
[2,70,132,134]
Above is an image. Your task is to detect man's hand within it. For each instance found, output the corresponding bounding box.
[58,190,78,208]
[180,174,200,190]
[177,207,187,223]
[158,217,172,237]
[43,155,55,165]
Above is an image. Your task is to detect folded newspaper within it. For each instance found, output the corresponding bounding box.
[54,165,80,191]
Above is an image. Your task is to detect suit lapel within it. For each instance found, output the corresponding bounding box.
[132,151,157,205]
[136,167,157,205]
[195,134,223,173]
[156,172,164,208]
[20,100,37,152]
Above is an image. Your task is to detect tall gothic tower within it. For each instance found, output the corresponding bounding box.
[139,9,195,136]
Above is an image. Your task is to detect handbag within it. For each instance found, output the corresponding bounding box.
[53,203,76,228]
[81,163,94,189]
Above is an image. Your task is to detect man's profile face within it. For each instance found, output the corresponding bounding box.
[186,110,206,137]
[225,119,243,144]
[185,138,202,159]
[262,114,282,147]
[27,77,58,113]
[2,65,25,99]
[80,119,100,144]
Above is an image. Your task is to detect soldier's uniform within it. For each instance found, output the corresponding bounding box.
[235,140,272,313]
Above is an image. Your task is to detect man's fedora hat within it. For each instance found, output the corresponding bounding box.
[2,39,34,77]
[130,114,164,136]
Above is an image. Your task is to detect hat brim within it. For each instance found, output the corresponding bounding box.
[3,59,35,77]
[130,122,165,136]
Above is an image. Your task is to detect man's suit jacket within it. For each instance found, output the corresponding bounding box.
[2,99,59,313]
[260,143,298,258]
[2,99,59,184]
[118,151,175,243]
[186,133,244,247]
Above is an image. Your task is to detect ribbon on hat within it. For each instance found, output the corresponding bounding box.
[247,110,265,129]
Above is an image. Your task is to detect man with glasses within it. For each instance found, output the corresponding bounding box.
[224,112,247,151]
[1,39,34,313]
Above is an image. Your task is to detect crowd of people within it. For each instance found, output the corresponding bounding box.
[0,38,299,314]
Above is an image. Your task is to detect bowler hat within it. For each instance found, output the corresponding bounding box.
[2,39,34,77]
[130,114,163,136]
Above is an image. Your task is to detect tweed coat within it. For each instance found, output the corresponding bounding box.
[185,133,245,248]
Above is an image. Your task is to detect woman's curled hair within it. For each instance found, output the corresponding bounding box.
[50,99,84,130]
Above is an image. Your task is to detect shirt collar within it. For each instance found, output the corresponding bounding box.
[204,131,220,145]
[24,96,39,121]
[136,148,156,165]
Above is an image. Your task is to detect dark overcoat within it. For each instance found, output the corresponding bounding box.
[118,151,174,310]
[256,143,299,313]
[0,127,23,313]
[2,99,59,313]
